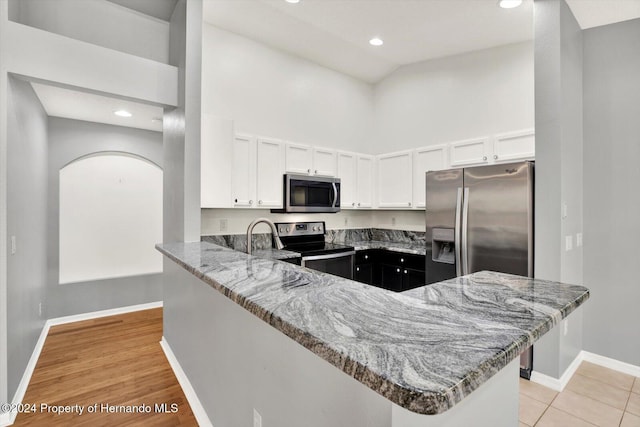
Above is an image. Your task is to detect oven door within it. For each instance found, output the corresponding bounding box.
[301,251,355,280]
[286,175,340,213]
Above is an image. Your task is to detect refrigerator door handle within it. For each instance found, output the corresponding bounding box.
[454,187,463,277]
[461,187,470,275]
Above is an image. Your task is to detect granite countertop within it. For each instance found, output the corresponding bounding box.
[347,240,427,255]
[156,241,589,415]
[251,248,301,260]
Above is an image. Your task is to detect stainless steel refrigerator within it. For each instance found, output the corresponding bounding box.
[425,161,534,378]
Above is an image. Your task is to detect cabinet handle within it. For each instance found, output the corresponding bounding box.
[249,200,253,205]
[315,169,318,174]
[357,202,361,207]
[494,154,498,160]
[356,267,360,272]
[483,156,487,161]
[396,268,400,273]
[364,255,368,260]
[258,200,263,205]
[408,202,411,207]
[307,169,311,174]
[400,258,404,263]
[352,202,355,207]
[404,270,408,274]
[235,198,238,203]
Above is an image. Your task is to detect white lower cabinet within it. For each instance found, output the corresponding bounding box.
[412,145,448,208]
[232,135,283,209]
[337,152,373,209]
[377,151,413,208]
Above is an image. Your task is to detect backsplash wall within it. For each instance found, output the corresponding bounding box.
[201,209,425,235]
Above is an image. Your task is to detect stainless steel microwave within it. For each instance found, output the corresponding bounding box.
[271,174,341,213]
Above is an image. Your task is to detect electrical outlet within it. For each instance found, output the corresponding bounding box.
[565,235,573,251]
[253,409,262,427]
[576,232,583,247]
[220,219,228,232]
[11,236,16,255]
[344,217,348,226]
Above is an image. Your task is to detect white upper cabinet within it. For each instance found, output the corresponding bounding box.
[231,135,283,209]
[377,151,413,208]
[285,142,313,175]
[201,114,233,208]
[412,144,448,208]
[312,147,337,177]
[337,151,356,208]
[449,137,491,167]
[285,143,337,177]
[255,138,284,208]
[231,134,257,208]
[492,129,535,163]
[356,154,374,208]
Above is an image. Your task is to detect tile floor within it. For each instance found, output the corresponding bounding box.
[519,361,640,427]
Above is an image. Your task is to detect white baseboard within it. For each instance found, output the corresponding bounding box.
[160,337,213,427]
[1,301,163,427]
[530,350,640,391]
[581,351,640,378]
[530,351,585,391]
[48,301,163,326]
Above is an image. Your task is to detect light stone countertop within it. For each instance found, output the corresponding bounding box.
[157,241,589,415]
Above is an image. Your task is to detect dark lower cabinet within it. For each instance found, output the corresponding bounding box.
[354,249,426,292]
[354,263,373,285]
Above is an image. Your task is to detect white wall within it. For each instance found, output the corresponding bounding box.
[372,41,534,154]
[583,17,640,367]
[8,0,170,64]
[201,24,374,153]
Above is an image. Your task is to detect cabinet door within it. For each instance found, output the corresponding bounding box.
[377,151,413,208]
[313,147,337,177]
[449,137,490,167]
[355,264,373,285]
[492,130,535,163]
[256,138,284,208]
[356,155,374,208]
[285,143,313,175]
[380,264,404,292]
[413,145,447,208]
[231,134,256,207]
[201,114,233,208]
[337,151,357,209]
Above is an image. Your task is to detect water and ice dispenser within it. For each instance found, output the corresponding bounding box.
[431,228,455,264]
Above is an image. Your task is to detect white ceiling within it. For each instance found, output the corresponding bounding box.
[29,0,640,132]
[31,83,164,132]
[203,0,640,83]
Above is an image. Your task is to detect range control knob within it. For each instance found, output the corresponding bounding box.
[286,227,290,232]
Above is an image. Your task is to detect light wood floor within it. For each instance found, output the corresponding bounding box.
[13,308,198,426]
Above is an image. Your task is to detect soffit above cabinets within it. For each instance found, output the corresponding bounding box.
[30,83,164,132]
[203,0,640,84]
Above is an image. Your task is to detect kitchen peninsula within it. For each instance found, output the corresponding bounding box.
[158,241,588,427]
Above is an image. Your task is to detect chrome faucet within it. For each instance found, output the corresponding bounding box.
[246,218,285,255]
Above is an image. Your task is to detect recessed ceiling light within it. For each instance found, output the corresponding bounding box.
[498,0,522,8]
[285,0,300,3]
[113,110,132,118]
[369,37,384,47]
